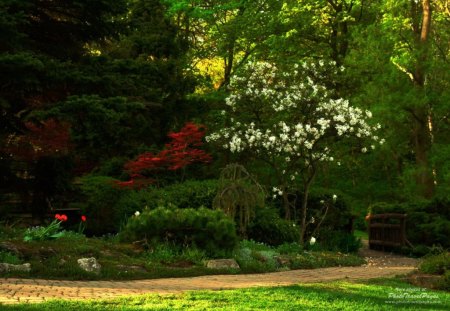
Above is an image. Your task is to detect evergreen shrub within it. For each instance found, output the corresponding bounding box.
[76,178,219,236]
[77,175,127,235]
[138,179,219,209]
[247,208,299,246]
[119,207,237,257]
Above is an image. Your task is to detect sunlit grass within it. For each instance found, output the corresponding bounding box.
[2,278,449,311]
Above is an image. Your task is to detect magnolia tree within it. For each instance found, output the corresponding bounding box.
[206,61,382,244]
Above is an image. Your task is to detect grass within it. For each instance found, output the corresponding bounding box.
[1,278,449,310]
[354,230,369,240]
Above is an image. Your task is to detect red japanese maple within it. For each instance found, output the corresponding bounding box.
[117,122,212,188]
[3,119,71,160]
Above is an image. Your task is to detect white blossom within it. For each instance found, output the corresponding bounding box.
[206,60,382,197]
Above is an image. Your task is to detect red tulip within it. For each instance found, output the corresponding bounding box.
[60,214,68,222]
[81,215,86,222]
[55,214,61,220]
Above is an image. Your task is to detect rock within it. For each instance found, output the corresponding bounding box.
[206,259,240,269]
[0,263,31,273]
[77,257,101,274]
[0,242,21,257]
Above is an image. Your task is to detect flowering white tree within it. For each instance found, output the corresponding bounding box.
[207,60,382,244]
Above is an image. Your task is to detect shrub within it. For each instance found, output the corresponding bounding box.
[410,244,431,257]
[77,175,128,235]
[438,270,450,291]
[306,188,355,233]
[120,207,237,257]
[419,252,450,275]
[76,178,220,236]
[277,242,303,254]
[233,241,279,272]
[316,230,362,253]
[247,208,299,246]
[94,157,129,179]
[138,179,219,210]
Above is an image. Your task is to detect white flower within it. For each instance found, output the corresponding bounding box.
[332,194,337,202]
[310,237,316,245]
[134,211,140,217]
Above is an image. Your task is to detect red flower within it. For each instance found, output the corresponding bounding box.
[81,215,87,222]
[60,214,68,222]
[55,214,61,220]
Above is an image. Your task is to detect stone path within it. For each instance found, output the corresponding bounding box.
[0,248,418,305]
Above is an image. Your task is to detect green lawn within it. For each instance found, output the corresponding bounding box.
[2,278,449,310]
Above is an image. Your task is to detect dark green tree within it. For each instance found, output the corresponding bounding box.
[0,0,195,218]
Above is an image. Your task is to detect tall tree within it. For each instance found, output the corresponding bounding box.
[0,0,195,216]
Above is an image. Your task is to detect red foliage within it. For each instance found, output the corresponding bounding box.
[3,119,71,160]
[117,122,212,188]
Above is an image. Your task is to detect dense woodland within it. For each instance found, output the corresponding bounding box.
[0,0,449,248]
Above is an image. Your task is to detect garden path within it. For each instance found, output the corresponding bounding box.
[0,246,418,304]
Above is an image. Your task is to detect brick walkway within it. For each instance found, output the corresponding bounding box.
[0,249,418,304]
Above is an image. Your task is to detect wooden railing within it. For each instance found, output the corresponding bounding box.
[367,213,412,251]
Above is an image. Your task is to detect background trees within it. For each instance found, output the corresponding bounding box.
[0,0,194,216]
[1,0,448,245]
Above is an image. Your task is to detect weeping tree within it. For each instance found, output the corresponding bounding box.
[213,163,266,237]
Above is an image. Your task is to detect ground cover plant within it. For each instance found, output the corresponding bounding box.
[0,223,364,280]
[1,278,449,310]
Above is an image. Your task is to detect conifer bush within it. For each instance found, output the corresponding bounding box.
[120,207,238,257]
[247,208,299,246]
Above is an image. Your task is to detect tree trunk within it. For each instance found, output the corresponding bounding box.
[411,0,434,198]
[282,188,291,220]
[299,169,315,245]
